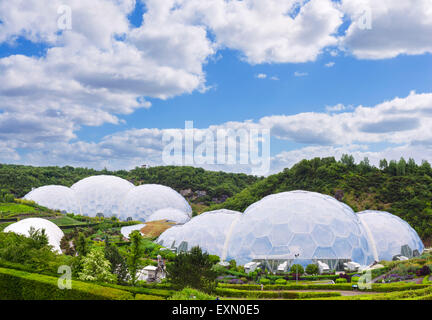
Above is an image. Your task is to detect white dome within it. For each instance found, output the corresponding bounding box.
[227,191,374,267]
[120,224,146,239]
[147,208,191,224]
[23,185,81,214]
[157,209,242,258]
[358,210,424,261]
[4,218,64,253]
[71,175,134,218]
[119,184,192,222]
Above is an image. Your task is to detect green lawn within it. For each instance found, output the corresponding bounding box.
[50,215,86,226]
[0,203,38,216]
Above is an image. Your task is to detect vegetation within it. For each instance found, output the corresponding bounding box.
[78,248,116,283]
[0,164,260,206]
[167,246,217,293]
[209,155,432,244]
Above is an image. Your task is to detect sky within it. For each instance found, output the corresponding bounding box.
[0,0,431,175]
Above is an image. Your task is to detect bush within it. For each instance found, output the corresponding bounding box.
[416,265,431,277]
[0,267,133,300]
[214,287,341,299]
[351,276,360,283]
[259,278,271,285]
[169,287,216,300]
[275,278,287,285]
[306,264,319,275]
[335,278,347,283]
[289,264,304,275]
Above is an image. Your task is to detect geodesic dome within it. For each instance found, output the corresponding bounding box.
[147,207,191,224]
[23,185,82,214]
[357,210,424,261]
[157,209,242,258]
[71,175,134,218]
[226,191,374,267]
[119,184,192,222]
[4,218,64,253]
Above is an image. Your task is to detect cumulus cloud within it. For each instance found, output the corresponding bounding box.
[294,71,309,77]
[340,0,432,59]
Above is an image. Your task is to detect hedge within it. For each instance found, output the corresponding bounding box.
[214,287,341,299]
[98,282,174,298]
[0,267,161,300]
[315,286,432,300]
[217,282,430,293]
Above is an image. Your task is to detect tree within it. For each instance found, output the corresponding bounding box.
[379,159,388,170]
[340,154,355,168]
[289,264,304,275]
[104,239,129,284]
[126,230,144,285]
[60,235,75,256]
[78,248,116,283]
[167,246,217,293]
[28,227,49,250]
[305,264,319,275]
[73,232,89,257]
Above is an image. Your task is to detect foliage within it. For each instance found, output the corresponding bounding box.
[78,248,116,283]
[259,278,270,285]
[289,264,304,275]
[208,156,432,243]
[104,239,129,284]
[275,278,287,285]
[305,264,319,275]
[214,287,341,299]
[126,230,144,285]
[0,164,260,206]
[0,267,133,300]
[335,278,347,283]
[168,287,216,300]
[166,246,217,293]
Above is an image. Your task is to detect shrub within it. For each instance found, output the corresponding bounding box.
[416,265,431,277]
[0,267,133,300]
[259,278,270,285]
[214,287,341,299]
[306,264,319,275]
[351,276,360,283]
[275,278,287,285]
[169,287,216,300]
[336,278,347,283]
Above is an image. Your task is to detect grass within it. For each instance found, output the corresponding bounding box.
[50,215,86,226]
[0,203,38,216]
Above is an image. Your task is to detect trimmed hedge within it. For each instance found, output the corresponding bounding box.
[217,282,430,293]
[0,267,162,300]
[214,287,341,299]
[0,267,135,300]
[98,282,174,298]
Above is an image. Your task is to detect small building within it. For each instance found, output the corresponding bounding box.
[244,262,260,274]
[143,265,158,281]
[344,261,361,272]
[317,261,330,274]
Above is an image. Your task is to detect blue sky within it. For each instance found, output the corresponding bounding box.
[0,0,432,174]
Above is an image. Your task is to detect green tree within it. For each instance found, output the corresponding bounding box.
[126,230,144,285]
[104,239,129,284]
[289,264,304,275]
[341,154,355,168]
[73,232,89,256]
[379,159,388,170]
[78,248,116,283]
[305,264,319,275]
[28,227,49,250]
[167,246,217,293]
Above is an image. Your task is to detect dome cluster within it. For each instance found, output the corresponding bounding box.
[23,175,192,222]
[157,190,424,268]
[157,209,242,258]
[4,218,64,253]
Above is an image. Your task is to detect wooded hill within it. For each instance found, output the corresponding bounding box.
[209,155,432,245]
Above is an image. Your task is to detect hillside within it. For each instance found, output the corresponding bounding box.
[209,156,432,245]
[0,164,261,206]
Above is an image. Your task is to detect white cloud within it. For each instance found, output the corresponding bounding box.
[255,73,267,79]
[340,0,432,59]
[294,71,308,77]
[325,61,335,67]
